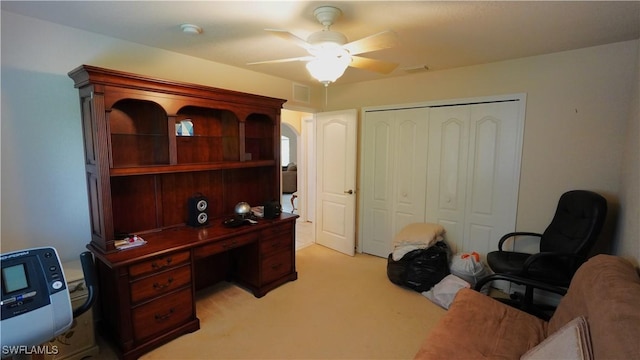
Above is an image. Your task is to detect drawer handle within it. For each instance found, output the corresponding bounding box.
[271,263,283,270]
[151,257,173,270]
[154,308,175,322]
[153,277,174,290]
[271,242,282,249]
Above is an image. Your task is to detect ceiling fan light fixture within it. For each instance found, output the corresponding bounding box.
[306,54,352,86]
[251,5,399,84]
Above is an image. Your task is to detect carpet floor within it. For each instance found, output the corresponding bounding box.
[124,244,446,359]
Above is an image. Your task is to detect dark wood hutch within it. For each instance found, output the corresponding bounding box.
[68,65,298,360]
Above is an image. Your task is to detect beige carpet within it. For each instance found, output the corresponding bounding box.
[134,244,446,359]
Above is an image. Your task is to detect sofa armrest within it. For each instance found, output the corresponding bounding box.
[415,289,547,360]
[548,255,640,359]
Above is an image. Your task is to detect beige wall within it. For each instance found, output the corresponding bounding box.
[1,9,638,264]
[325,40,639,262]
[281,109,306,134]
[0,12,326,109]
[614,39,640,265]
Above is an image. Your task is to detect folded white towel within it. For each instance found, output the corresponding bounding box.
[391,223,446,260]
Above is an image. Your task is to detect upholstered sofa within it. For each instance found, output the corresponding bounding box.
[282,162,297,194]
[415,254,640,359]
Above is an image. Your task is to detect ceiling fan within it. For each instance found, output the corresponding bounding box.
[248,5,399,86]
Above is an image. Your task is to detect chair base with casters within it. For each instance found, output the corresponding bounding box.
[475,273,567,320]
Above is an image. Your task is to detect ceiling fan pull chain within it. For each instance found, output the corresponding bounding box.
[325,85,328,110]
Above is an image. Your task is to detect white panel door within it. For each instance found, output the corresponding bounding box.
[463,102,522,255]
[425,106,471,254]
[361,112,394,257]
[361,108,429,257]
[425,101,523,258]
[315,109,357,256]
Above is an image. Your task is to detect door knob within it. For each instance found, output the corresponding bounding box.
[344,190,353,194]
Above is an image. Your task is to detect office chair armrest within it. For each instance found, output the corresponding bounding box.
[474,273,567,296]
[521,252,585,273]
[497,232,542,251]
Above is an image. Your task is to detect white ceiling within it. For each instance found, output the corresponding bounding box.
[3,1,639,86]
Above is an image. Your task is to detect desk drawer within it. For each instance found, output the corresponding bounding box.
[261,250,293,284]
[132,287,193,342]
[260,222,292,238]
[130,264,192,304]
[260,235,292,257]
[194,233,258,259]
[129,251,190,278]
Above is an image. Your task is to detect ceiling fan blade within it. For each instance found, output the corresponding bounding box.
[265,29,312,50]
[343,30,398,56]
[247,56,314,66]
[349,56,399,74]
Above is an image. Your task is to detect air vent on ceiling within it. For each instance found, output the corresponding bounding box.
[293,83,310,103]
[402,65,430,73]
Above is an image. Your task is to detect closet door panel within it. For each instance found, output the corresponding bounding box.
[426,106,470,254]
[470,119,498,212]
[372,122,393,201]
[393,113,428,235]
[361,108,428,257]
[467,224,494,256]
[368,208,391,254]
[362,113,394,256]
[361,97,523,260]
[464,102,521,255]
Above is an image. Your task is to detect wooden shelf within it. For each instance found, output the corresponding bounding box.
[109,160,276,177]
[68,64,286,252]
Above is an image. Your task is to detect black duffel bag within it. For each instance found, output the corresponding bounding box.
[387,241,450,292]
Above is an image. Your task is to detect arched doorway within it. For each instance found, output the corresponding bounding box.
[281,123,299,213]
[281,110,314,250]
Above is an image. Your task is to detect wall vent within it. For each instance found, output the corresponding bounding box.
[402,65,430,73]
[292,83,310,103]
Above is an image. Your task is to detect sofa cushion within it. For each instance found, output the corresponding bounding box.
[415,288,547,359]
[548,254,640,359]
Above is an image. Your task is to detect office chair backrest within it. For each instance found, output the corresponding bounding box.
[539,190,607,256]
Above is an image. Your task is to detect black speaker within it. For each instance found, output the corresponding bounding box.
[264,200,281,219]
[187,195,209,227]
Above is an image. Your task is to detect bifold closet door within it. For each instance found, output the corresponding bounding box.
[361,108,429,257]
[424,105,471,254]
[426,101,522,257]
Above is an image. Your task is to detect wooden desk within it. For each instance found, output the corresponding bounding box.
[68,65,293,360]
[90,213,298,360]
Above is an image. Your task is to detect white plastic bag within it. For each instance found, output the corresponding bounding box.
[450,252,491,293]
[422,274,470,309]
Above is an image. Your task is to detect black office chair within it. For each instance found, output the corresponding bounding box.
[475,190,607,319]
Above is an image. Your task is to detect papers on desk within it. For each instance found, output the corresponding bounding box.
[251,206,264,218]
[115,235,147,250]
